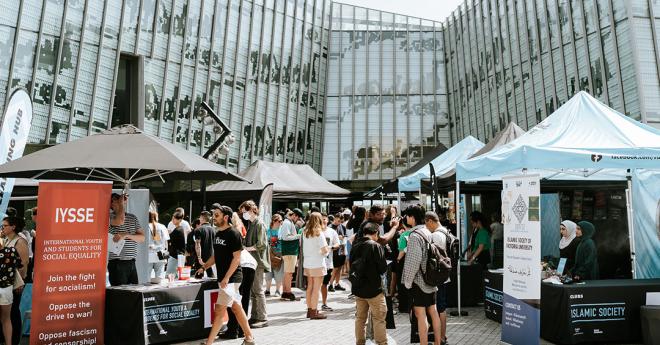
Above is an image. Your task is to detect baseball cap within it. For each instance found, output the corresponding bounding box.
[210,203,222,210]
[342,209,352,216]
[292,208,304,218]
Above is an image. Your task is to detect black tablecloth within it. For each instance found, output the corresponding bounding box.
[483,270,503,323]
[447,262,483,307]
[540,279,660,344]
[105,280,218,345]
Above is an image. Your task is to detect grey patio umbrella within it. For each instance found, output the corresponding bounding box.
[0,125,245,186]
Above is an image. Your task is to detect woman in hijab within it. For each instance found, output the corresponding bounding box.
[559,220,580,271]
[571,221,599,281]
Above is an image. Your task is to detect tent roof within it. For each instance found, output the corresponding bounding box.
[468,122,526,159]
[397,136,484,192]
[206,160,350,199]
[456,91,660,181]
[432,122,526,189]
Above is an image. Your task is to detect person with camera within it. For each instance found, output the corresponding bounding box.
[147,211,169,279]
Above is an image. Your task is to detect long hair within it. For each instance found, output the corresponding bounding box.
[149,211,160,241]
[347,206,366,230]
[304,212,324,238]
[270,213,283,228]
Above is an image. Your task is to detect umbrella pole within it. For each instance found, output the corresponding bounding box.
[123,169,130,193]
[626,170,637,279]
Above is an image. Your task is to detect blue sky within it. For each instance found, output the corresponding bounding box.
[339,0,465,22]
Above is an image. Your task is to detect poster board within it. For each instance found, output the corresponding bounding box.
[31,181,111,345]
[501,175,541,345]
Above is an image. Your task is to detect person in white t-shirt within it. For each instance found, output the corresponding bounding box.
[148,211,170,279]
[302,212,330,320]
[426,211,450,345]
[320,214,340,312]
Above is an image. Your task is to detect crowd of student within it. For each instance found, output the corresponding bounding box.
[0,187,603,345]
[106,195,461,345]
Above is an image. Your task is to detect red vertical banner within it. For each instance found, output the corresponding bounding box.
[31,181,112,345]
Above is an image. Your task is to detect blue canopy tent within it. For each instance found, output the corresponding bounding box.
[398,136,484,192]
[455,91,660,278]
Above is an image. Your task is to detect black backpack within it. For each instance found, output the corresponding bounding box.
[413,230,451,286]
[438,227,460,267]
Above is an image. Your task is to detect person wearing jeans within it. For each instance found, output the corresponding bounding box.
[240,200,270,328]
[148,211,169,279]
[350,217,389,345]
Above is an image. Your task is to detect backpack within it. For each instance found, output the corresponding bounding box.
[438,227,460,267]
[0,247,22,288]
[413,229,451,286]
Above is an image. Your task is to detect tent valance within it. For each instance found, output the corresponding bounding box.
[206,160,350,200]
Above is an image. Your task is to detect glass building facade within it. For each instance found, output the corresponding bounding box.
[0,0,659,188]
[443,0,660,144]
[321,3,449,182]
[0,0,330,172]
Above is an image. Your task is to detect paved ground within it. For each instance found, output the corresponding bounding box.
[176,279,552,345]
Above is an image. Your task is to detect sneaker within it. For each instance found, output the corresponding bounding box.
[334,284,346,291]
[328,285,335,292]
[241,339,256,345]
[321,304,333,311]
[251,320,268,329]
[275,290,281,297]
[264,290,271,297]
[286,293,297,301]
[347,293,355,299]
[248,318,257,325]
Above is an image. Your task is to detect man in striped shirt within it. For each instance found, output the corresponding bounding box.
[108,193,145,286]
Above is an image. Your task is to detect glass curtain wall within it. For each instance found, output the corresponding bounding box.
[444,0,660,144]
[322,3,449,182]
[0,0,330,173]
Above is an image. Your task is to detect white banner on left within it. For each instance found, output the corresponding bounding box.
[0,89,33,216]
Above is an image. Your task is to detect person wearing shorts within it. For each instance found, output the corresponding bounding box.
[302,212,330,320]
[279,209,303,301]
[198,206,255,345]
[401,206,442,345]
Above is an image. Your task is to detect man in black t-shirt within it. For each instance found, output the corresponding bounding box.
[194,211,216,278]
[198,206,254,345]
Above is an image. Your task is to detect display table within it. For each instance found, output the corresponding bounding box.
[447,262,484,307]
[540,279,660,344]
[105,279,219,345]
[483,270,503,323]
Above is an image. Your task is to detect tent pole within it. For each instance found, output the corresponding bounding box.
[626,170,636,279]
[456,180,462,317]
